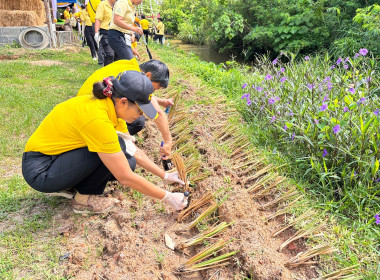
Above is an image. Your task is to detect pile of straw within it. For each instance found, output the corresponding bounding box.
[0,0,46,27]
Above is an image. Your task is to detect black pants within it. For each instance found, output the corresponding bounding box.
[22,136,136,195]
[99,29,114,66]
[108,29,134,61]
[154,34,164,44]
[143,29,149,44]
[84,26,97,58]
[127,115,145,136]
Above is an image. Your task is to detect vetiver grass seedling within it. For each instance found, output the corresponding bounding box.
[175,239,238,273]
[285,244,335,268]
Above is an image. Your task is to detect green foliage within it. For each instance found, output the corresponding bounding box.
[161,0,380,59]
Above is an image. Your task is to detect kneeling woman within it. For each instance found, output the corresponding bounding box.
[22,71,187,214]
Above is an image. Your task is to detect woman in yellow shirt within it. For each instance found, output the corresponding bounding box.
[140,14,150,43]
[79,4,98,60]
[153,17,165,44]
[108,0,143,60]
[22,71,187,214]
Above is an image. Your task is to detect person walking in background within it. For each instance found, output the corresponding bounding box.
[140,14,150,43]
[94,0,116,66]
[79,4,98,61]
[108,0,144,61]
[63,6,72,31]
[86,0,105,65]
[153,17,164,44]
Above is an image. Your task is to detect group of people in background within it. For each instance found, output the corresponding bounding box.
[61,0,165,66]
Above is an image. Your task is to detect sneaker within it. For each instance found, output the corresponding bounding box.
[92,57,97,61]
[47,189,75,199]
[71,195,118,214]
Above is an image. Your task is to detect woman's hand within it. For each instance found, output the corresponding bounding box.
[134,26,143,35]
[164,171,185,185]
[161,191,188,210]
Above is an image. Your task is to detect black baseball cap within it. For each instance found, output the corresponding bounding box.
[112,71,157,119]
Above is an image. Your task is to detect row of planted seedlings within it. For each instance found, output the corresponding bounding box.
[214,118,360,279]
[163,89,240,274]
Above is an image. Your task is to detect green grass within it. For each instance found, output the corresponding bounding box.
[0,46,99,279]
[149,42,380,278]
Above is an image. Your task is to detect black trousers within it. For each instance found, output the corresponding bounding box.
[108,29,134,61]
[84,25,98,59]
[22,136,136,195]
[127,115,145,136]
[154,34,164,44]
[99,29,114,66]
[143,29,149,44]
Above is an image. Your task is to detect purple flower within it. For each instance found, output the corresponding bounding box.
[322,149,328,157]
[360,97,366,103]
[265,74,273,81]
[327,82,333,91]
[304,56,310,61]
[280,67,285,73]
[256,86,263,92]
[354,171,357,176]
[291,133,295,140]
[280,77,287,83]
[375,214,380,225]
[241,93,249,100]
[322,95,329,103]
[324,77,331,82]
[354,53,360,58]
[345,57,349,62]
[333,124,340,134]
[314,119,319,124]
[359,48,368,56]
[284,124,288,131]
[344,64,349,69]
[343,107,348,112]
[320,104,328,111]
[367,77,372,83]
[307,83,314,90]
[348,88,355,94]
[268,98,275,105]
[260,105,265,110]
[331,65,335,69]
[336,58,342,64]
[288,111,294,117]
[242,83,247,89]
[280,51,284,56]
[271,115,276,123]
[374,109,379,116]
[247,99,252,106]
[272,58,278,65]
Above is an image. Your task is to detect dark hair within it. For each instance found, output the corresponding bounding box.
[157,17,163,22]
[141,14,145,19]
[92,78,135,106]
[139,60,169,88]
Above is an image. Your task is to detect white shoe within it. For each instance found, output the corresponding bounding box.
[93,57,97,61]
[46,190,75,199]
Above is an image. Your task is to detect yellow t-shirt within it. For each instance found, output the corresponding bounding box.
[156,21,164,35]
[140,19,149,30]
[76,59,140,133]
[109,0,134,34]
[80,10,92,26]
[63,10,71,20]
[87,0,101,23]
[95,0,113,30]
[25,96,123,155]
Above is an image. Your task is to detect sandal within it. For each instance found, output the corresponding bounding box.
[71,195,117,214]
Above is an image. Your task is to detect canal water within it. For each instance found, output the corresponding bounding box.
[166,36,233,65]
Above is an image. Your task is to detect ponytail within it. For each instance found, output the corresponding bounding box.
[92,77,114,99]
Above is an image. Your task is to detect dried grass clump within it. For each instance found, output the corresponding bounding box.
[0,0,46,27]
[0,10,45,27]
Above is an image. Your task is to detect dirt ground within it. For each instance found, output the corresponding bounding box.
[45,73,321,280]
